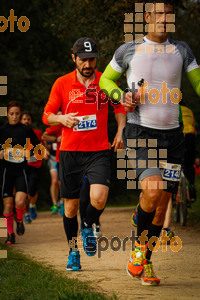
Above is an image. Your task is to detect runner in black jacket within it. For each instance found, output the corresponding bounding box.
[0,101,40,244]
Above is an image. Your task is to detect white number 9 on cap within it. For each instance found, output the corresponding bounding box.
[84,41,92,52]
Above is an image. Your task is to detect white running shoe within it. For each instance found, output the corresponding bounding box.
[93,223,102,239]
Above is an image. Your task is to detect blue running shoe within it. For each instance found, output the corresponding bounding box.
[25,214,32,224]
[50,204,58,214]
[30,206,37,220]
[81,225,97,256]
[66,251,81,271]
[131,203,139,227]
[59,202,64,217]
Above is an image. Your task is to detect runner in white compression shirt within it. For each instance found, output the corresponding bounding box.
[109,36,199,130]
[99,1,200,286]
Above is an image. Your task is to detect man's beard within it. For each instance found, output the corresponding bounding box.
[77,66,95,78]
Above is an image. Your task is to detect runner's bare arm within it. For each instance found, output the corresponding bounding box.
[42,132,57,142]
[112,113,126,152]
[47,113,79,128]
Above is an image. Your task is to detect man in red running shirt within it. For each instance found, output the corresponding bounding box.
[42,37,126,271]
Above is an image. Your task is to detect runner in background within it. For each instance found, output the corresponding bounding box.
[0,101,40,244]
[161,101,197,240]
[181,101,197,201]
[20,111,46,223]
[42,123,60,214]
[42,122,63,215]
[0,151,3,216]
[194,157,200,178]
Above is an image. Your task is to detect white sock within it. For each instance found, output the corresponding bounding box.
[29,204,36,208]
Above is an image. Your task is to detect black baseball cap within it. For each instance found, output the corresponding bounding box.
[72,37,99,59]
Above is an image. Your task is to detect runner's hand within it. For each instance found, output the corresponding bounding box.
[44,149,50,160]
[120,92,140,112]
[57,136,61,143]
[58,113,79,128]
[111,131,125,152]
[41,132,49,141]
[0,150,4,159]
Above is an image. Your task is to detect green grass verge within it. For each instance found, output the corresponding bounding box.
[188,176,200,224]
[0,244,116,300]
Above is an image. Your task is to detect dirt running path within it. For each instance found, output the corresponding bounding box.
[8,208,200,299]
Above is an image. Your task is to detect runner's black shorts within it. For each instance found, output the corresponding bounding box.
[1,164,29,198]
[122,124,185,193]
[27,165,41,197]
[59,150,111,199]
